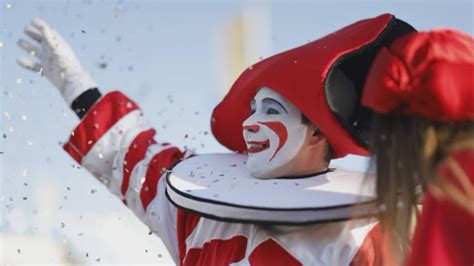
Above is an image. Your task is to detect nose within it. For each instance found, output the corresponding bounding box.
[243,124,260,133]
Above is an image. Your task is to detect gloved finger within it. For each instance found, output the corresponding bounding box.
[31,17,50,31]
[17,39,41,57]
[24,25,43,43]
[31,17,57,48]
[17,57,44,74]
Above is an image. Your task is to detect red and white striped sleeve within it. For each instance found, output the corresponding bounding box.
[63,91,186,262]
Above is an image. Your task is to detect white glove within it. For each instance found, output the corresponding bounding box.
[17,18,97,105]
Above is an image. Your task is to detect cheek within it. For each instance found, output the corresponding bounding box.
[258,121,288,161]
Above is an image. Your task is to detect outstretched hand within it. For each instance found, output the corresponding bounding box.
[17,18,97,105]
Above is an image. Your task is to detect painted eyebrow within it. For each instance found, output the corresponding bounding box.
[262,98,288,113]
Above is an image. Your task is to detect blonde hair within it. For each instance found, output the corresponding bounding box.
[369,113,474,259]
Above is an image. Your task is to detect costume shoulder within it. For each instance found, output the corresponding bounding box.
[166,153,378,225]
[407,144,474,266]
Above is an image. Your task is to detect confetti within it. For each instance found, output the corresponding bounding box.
[16,78,22,84]
[6,3,11,9]
[97,62,107,69]
[3,112,11,120]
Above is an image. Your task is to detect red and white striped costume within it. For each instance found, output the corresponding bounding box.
[63,91,387,266]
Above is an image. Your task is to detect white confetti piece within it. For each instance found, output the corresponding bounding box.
[3,112,11,120]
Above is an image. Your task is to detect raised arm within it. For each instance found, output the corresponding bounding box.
[17,18,186,262]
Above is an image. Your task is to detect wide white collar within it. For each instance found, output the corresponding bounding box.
[166,153,377,225]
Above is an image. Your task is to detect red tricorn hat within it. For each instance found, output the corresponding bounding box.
[211,14,415,158]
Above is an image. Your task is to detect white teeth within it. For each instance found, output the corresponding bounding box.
[249,144,265,149]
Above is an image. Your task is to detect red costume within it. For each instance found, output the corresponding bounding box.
[363,29,474,266]
[408,147,474,266]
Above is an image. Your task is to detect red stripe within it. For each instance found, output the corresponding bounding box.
[183,235,247,266]
[140,146,184,210]
[121,129,157,196]
[178,209,201,265]
[248,239,301,266]
[63,91,139,158]
[63,142,83,163]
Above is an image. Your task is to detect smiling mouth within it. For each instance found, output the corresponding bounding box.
[247,140,270,153]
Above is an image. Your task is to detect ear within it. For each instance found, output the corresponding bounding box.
[308,124,326,146]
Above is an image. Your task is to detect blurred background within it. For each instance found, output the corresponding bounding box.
[1,0,472,264]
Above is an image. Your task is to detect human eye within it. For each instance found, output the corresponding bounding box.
[262,98,286,115]
[266,107,280,115]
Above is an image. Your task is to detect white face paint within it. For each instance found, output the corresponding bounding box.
[242,87,309,179]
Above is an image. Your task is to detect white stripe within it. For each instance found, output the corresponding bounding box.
[145,176,180,264]
[110,125,152,198]
[80,109,144,197]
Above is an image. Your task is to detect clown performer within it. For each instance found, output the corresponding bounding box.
[17,14,415,265]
